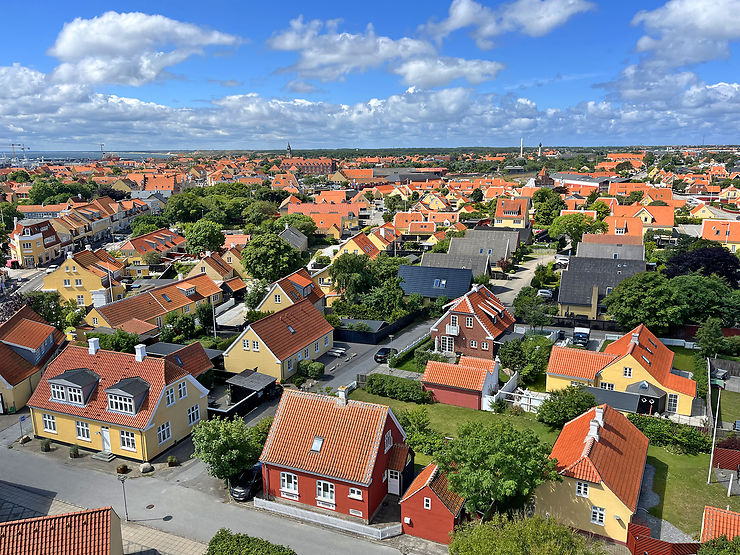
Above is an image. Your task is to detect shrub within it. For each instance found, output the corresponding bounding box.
[40,438,51,452]
[351,322,372,332]
[69,445,79,458]
[206,528,296,555]
[116,464,129,474]
[325,313,342,328]
[397,406,445,456]
[491,399,508,413]
[509,404,524,416]
[167,455,178,467]
[413,348,448,371]
[693,354,708,399]
[387,352,398,368]
[306,362,325,380]
[297,360,311,376]
[291,375,306,388]
[216,335,239,351]
[537,386,598,429]
[717,435,740,450]
[366,374,432,404]
[627,414,711,455]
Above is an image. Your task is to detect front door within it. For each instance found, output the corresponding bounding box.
[100,427,111,452]
[440,335,454,353]
[388,470,401,495]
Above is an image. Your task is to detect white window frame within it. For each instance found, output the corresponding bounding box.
[184,305,190,314]
[50,383,66,401]
[165,387,175,406]
[304,348,309,359]
[384,430,393,452]
[280,472,299,499]
[315,341,319,353]
[423,497,431,510]
[157,421,171,444]
[63,279,71,287]
[92,317,98,326]
[590,506,605,526]
[450,315,458,327]
[440,335,454,352]
[667,393,679,413]
[287,358,294,372]
[324,335,329,347]
[481,341,489,350]
[599,382,615,391]
[623,367,632,378]
[274,294,281,304]
[120,430,136,451]
[42,413,56,433]
[75,421,90,441]
[187,404,200,426]
[67,387,83,405]
[252,340,259,352]
[76,295,85,306]
[470,340,478,349]
[576,481,589,498]
[465,316,474,328]
[348,487,363,500]
[107,394,135,415]
[242,339,250,351]
[178,381,187,399]
[316,480,335,507]
[75,278,82,286]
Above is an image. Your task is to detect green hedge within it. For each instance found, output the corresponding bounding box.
[693,354,708,399]
[206,528,296,555]
[366,374,432,404]
[626,414,711,455]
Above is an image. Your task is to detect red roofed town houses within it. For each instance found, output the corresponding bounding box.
[494,197,530,228]
[0,305,66,413]
[701,506,740,542]
[0,506,124,555]
[399,463,465,544]
[28,340,209,462]
[259,390,413,523]
[604,215,644,237]
[118,227,187,266]
[701,219,740,253]
[421,356,499,410]
[430,285,515,359]
[534,405,649,544]
[280,157,336,175]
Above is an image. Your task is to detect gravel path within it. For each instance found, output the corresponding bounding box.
[636,463,694,543]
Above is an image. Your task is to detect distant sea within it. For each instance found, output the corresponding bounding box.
[0,150,175,163]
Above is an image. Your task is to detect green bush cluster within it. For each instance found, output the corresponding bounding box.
[413,349,448,372]
[693,354,709,399]
[366,374,432,403]
[626,414,711,455]
[206,528,296,555]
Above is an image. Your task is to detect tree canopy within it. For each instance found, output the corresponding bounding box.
[549,213,607,247]
[513,287,556,330]
[87,330,140,353]
[664,246,740,288]
[274,213,317,237]
[328,253,376,301]
[537,386,598,428]
[130,214,169,237]
[241,234,304,282]
[24,291,84,330]
[498,334,553,384]
[186,220,225,255]
[532,188,567,226]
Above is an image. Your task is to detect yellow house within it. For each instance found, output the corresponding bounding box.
[9,219,67,268]
[494,198,529,228]
[28,340,208,462]
[309,264,341,307]
[333,232,381,261]
[546,325,697,416]
[220,246,249,279]
[223,299,334,381]
[43,250,127,308]
[0,306,66,413]
[689,203,714,219]
[719,185,740,201]
[700,219,740,253]
[256,268,325,314]
[535,405,649,544]
[185,252,235,282]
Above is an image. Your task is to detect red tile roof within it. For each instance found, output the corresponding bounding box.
[273,268,324,306]
[495,197,528,219]
[550,405,648,512]
[702,506,740,542]
[422,356,497,392]
[399,463,465,516]
[165,342,214,378]
[546,347,617,381]
[0,506,117,555]
[249,299,333,361]
[387,443,410,471]
[120,228,185,256]
[260,390,399,485]
[28,345,188,429]
[436,285,514,341]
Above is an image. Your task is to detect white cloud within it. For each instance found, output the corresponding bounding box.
[267,16,435,81]
[285,79,318,93]
[48,11,240,85]
[632,0,740,67]
[393,57,504,87]
[423,0,594,48]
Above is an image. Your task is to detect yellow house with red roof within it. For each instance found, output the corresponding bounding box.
[256,268,325,314]
[333,232,381,260]
[546,325,697,416]
[43,249,127,308]
[534,404,649,544]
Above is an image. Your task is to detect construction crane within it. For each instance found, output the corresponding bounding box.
[99,143,105,157]
[10,143,22,163]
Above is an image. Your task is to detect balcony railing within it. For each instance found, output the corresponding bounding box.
[445,324,459,336]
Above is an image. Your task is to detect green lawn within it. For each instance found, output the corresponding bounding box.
[646,445,740,538]
[526,373,547,392]
[669,346,696,373]
[599,340,613,351]
[394,357,422,372]
[711,387,740,424]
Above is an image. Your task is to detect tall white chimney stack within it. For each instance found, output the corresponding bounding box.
[520,137,524,157]
[134,344,147,362]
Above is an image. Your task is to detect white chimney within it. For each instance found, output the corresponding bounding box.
[134,344,147,362]
[205,251,212,258]
[337,386,348,406]
[586,418,600,442]
[594,406,604,426]
[88,337,100,355]
[67,251,74,260]
[631,332,639,344]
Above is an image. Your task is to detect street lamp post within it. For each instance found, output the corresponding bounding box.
[118,474,129,521]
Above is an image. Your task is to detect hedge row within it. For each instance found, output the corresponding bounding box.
[626,413,711,455]
[206,528,296,555]
[366,374,432,404]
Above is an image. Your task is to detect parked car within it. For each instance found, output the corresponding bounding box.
[374,347,398,364]
[45,265,59,274]
[228,463,263,502]
[573,327,590,348]
[536,289,553,299]
[554,254,569,265]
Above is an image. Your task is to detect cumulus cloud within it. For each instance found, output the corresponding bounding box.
[209,79,243,87]
[423,0,594,48]
[393,57,504,87]
[48,11,240,85]
[267,16,435,81]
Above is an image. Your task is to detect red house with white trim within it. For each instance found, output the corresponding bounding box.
[259,390,413,523]
[421,356,499,410]
[399,463,465,544]
[430,285,514,359]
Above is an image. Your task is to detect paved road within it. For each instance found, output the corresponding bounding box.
[488,251,555,307]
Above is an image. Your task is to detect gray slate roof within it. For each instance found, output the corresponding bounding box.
[278,225,308,251]
[226,369,276,391]
[145,342,223,360]
[576,241,645,261]
[420,252,490,278]
[397,265,472,299]
[449,229,519,260]
[557,257,646,307]
[585,386,640,413]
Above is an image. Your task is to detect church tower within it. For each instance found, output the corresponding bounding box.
[286,142,292,158]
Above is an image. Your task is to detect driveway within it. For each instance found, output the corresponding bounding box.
[488,252,555,307]
[636,463,693,543]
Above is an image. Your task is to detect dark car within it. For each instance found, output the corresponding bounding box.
[228,463,263,502]
[374,347,398,364]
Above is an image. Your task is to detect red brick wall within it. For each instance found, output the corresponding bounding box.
[423,383,480,410]
[400,485,459,544]
[627,523,699,555]
[432,313,496,360]
[713,447,740,471]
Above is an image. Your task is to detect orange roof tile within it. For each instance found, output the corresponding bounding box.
[399,463,464,516]
[434,286,514,341]
[702,506,740,542]
[546,347,617,381]
[165,342,214,378]
[387,443,410,471]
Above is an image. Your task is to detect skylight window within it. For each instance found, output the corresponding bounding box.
[287,325,296,334]
[641,355,651,365]
[311,436,324,452]
[433,279,446,288]
[162,294,171,302]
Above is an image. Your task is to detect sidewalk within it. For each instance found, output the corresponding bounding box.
[0,481,206,555]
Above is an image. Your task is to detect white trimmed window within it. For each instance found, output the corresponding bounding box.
[50,383,66,401]
[120,430,136,451]
[157,422,171,444]
[107,394,135,414]
[252,340,259,352]
[280,472,298,499]
[385,430,393,452]
[450,315,458,327]
[287,359,293,372]
[63,279,71,287]
[481,341,489,350]
[349,487,363,500]
[470,340,478,348]
[623,367,633,378]
[178,381,187,399]
[75,421,90,441]
[92,317,98,326]
[165,388,175,406]
[76,295,85,306]
[591,506,605,526]
[667,393,679,413]
[42,413,56,433]
[187,404,200,426]
[424,497,431,510]
[75,279,82,286]
[242,339,250,351]
[315,341,319,353]
[599,382,615,391]
[304,348,309,359]
[274,294,281,304]
[316,480,335,507]
[184,305,190,314]
[465,316,474,328]
[67,388,83,405]
[324,335,329,346]
[576,481,589,498]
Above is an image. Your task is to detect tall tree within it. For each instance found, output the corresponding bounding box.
[186,220,225,254]
[242,200,278,226]
[537,386,598,428]
[532,188,567,226]
[549,213,607,247]
[664,246,740,288]
[274,213,317,237]
[436,420,559,514]
[241,234,303,282]
[512,287,556,330]
[328,253,377,301]
[603,272,684,334]
[696,317,724,358]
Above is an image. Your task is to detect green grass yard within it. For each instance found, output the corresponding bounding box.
[711,387,740,424]
[669,346,696,373]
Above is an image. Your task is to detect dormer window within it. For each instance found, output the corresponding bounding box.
[108,394,135,414]
[50,383,66,401]
[67,388,83,404]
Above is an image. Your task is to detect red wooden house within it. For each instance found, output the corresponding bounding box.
[399,463,465,544]
[430,285,514,359]
[421,356,499,410]
[259,390,413,523]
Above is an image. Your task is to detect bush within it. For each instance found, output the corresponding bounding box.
[291,375,306,388]
[413,348,447,371]
[717,435,740,450]
[693,354,709,399]
[509,404,524,416]
[307,362,325,379]
[69,445,79,458]
[397,406,445,456]
[167,455,178,467]
[491,399,508,413]
[206,528,296,555]
[216,335,239,351]
[537,386,598,428]
[40,438,51,452]
[627,414,711,455]
[366,374,432,404]
[387,352,398,368]
[116,464,129,474]
[325,313,341,328]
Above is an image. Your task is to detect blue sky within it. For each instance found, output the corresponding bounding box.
[1,0,740,150]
